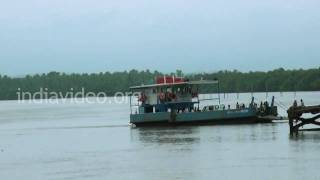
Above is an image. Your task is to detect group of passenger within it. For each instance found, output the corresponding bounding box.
[158,92,177,103]
[235,102,246,109]
[225,102,247,110]
[293,99,305,107]
[225,101,271,111]
[257,101,270,113]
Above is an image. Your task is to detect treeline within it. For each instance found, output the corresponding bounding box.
[0,68,319,100]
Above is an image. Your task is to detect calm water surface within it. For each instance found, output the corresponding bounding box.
[0,92,320,180]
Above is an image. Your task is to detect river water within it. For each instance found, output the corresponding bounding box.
[0,92,320,180]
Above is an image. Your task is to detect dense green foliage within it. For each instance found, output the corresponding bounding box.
[0,68,319,100]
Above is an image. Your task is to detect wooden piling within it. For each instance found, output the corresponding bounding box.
[287,105,320,134]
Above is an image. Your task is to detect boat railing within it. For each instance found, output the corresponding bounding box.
[198,98,220,102]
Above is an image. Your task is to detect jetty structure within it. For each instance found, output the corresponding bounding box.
[287,102,320,134]
[129,76,276,126]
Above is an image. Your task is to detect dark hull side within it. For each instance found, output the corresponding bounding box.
[132,117,271,127]
[130,108,271,127]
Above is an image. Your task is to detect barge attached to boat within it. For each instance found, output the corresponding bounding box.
[129,76,273,126]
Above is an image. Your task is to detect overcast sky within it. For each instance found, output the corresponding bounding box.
[0,0,319,75]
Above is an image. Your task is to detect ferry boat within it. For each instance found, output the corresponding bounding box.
[129,76,272,126]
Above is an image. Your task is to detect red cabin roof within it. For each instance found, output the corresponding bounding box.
[156,76,185,84]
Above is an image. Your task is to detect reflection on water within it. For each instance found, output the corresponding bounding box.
[0,92,319,180]
[290,131,320,141]
[132,126,200,144]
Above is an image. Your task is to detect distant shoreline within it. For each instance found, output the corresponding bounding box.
[0,67,319,100]
[0,91,318,102]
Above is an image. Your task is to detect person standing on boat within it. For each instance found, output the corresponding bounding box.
[158,91,165,104]
[139,92,147,105]
[293,100,298,107]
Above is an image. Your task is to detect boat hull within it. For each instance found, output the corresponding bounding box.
[130,108,270,126]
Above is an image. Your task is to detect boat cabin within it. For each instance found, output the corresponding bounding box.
[129,76,219,114]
